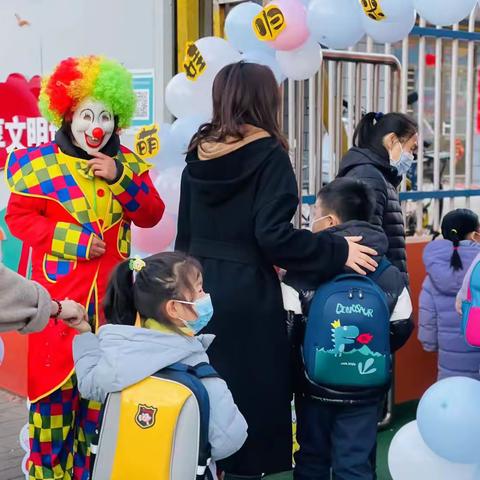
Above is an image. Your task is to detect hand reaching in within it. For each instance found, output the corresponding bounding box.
[57,299,91,333]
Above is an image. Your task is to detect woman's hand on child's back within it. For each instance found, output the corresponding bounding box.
[345,236,378,275]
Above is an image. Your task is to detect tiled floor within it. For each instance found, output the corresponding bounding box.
[0,390,28,480]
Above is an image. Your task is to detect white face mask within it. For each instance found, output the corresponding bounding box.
[71,98,115,154]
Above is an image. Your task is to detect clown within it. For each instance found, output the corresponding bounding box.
[5,56,164,479]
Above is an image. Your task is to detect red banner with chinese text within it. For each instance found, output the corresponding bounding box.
[0,73,55,170]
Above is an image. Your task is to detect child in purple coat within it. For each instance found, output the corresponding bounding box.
[419,209,480,380]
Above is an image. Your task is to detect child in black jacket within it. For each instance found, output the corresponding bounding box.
[284,178,413,480]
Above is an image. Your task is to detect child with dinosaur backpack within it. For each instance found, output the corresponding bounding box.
[71,252,247,479]
[283,178,413,480]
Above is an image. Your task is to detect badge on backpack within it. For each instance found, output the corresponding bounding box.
[135,404,158,429]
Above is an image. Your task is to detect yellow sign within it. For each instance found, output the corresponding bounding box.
[359,0,386,21]
[252,4,286,42]
[134,124,160,159]
[183,42,207,81]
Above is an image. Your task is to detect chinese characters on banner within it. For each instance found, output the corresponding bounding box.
[0,116,56,152]
[0,73,52,169]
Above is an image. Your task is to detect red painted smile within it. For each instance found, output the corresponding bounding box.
[84,133,103,148]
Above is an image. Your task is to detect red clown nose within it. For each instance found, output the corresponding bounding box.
[92,127,104,139]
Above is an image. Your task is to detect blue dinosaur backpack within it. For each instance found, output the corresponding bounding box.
[302,258,391,390]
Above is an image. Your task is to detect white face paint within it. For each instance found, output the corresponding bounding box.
[71,98,115,154]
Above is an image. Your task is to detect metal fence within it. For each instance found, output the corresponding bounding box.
[284,8,480,234]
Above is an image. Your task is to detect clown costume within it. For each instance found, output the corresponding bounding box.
[5,56,164,479]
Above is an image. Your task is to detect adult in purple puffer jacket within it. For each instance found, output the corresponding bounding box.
[419,209,480,380]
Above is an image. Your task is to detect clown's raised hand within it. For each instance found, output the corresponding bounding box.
[88,152,118,182]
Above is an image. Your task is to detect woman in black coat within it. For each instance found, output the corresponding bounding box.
[337,112,418,280]
[175,62,376,478]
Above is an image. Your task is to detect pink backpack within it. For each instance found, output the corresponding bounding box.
[462,262,480,347]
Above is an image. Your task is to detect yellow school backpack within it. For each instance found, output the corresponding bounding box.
[91,363,218,480]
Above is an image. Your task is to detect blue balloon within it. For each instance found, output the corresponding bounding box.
[417,376,480,464]
[308,0,365,49]
[225,2,273,54]
[0,337,4,365]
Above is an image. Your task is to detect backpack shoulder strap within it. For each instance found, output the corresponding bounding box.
[369,257,392,281]
[163,362,189,373]
[163,362,219,380]
[189,362,219,380]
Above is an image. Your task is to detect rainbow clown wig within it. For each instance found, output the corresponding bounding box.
[39,55,136,129]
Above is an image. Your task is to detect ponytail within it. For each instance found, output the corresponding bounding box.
[353,112,377,148]
[441,208,480,272]
[353,112,418,157]
[449,229,463,271]
[104,260,136,326]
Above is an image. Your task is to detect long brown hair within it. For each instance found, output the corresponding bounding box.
[188,61,288,151]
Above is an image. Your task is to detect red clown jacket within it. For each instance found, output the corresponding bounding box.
[5,142,164,402]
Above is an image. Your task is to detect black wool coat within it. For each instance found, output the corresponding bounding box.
[337,147,408,281]
[175,137,348,475]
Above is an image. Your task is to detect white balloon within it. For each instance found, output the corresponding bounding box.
[196,37,242,79]
[165,73,212,119]
[149,123,185,169]
[22,453,29,478]
[362,7,417,43]
[307,0,365,49]
[165,37,240,121]
[276,39,322,81]
[0,336,4,365]
[170,115,210,154]
[388,421,477,480]
[19,424,29,452]
[242,50,285,84]
[414,0,476,26]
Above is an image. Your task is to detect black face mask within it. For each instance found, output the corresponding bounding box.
[55,120,121,160]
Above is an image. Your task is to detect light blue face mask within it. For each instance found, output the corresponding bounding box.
[175,294,214,334]
[391,146,414,176]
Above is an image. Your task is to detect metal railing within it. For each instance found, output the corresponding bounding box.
[284,49,402,227]
[286,9,480,235]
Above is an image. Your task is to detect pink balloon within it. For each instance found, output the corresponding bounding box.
[269,0,309,51]
[131,213,177,254]
[149,168,159,183]
[154,167,182,215]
